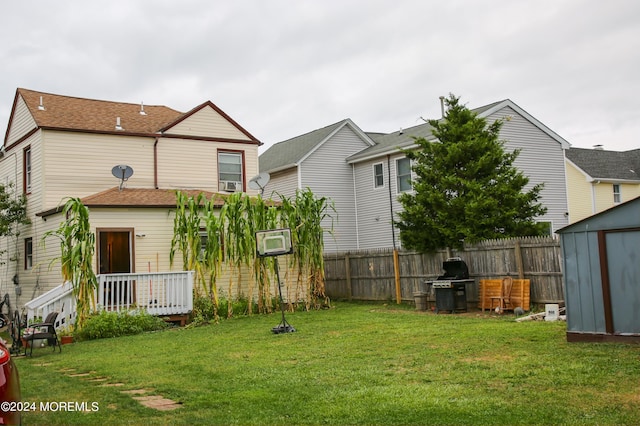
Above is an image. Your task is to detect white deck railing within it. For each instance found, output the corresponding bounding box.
[25,271,194,328]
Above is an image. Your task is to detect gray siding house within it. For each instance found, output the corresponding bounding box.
[260,99,571,251]
[259,119,375,252]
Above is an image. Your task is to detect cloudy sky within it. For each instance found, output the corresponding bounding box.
[1,1,639,153]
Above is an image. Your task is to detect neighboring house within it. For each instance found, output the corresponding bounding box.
[260,99,571,251]
[565,147,640,223]
[1,88,261,309]
[259,119,376,252]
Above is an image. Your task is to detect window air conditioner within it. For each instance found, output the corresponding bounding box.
[222,181,240,192]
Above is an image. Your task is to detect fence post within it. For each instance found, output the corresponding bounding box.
[515,240,525,279]
[345,253,352,301]
[393,249,401,304]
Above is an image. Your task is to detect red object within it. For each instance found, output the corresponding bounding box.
[0,339,21,425]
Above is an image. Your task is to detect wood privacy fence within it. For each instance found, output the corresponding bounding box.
[323,236,564,308]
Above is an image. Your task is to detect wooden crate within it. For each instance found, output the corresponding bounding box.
[479,279,530,312]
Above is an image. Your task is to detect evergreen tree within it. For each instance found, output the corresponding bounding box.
[395,94,547,252]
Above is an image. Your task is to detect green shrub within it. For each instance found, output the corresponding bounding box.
[74,309,168,341]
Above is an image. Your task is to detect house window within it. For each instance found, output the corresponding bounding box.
[373,163,384,188]
[218,151,243,191]
[537,221,553,236]
[613,184,621,203]
[24,238,33,270]
[23,146,32,194]
[396,157,412,193]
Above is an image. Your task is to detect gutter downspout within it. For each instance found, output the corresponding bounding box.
[351,163,360,249]
[153,137,159,189]
[387,155,396,249]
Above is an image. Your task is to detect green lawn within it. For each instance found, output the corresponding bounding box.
[14,302,640,425]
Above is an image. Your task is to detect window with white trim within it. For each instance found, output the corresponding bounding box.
[218,151,243,191]
[396,157,412,193]
[373,163,384,188]
[613,184,621,203]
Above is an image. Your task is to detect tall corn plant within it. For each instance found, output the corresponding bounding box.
[219,192,252,318]
[169,192,208,297]
[243,196,279,314]
[42,198,97,329]
[279,188,334,310]
[202,197,223,315]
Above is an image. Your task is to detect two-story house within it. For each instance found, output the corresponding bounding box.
[565,146,640,223]
[1,88,261,309]
[259,99,571,252]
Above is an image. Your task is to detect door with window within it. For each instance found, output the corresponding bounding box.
[98,229,134,309]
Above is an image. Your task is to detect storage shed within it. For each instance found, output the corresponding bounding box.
[557,196,640,343]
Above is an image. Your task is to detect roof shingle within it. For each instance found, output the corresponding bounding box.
[17,88,184,135]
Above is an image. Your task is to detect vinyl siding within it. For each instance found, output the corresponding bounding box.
[165,106,251,140]
[353,153,406,249]
[565,160,595,223]
[41,131,157,209]
[593,182,640,213]
[262,168,298,200]
[156,138,259,194]
[299,126,371,252]
[486,106,569,232]
[5,96,37,146]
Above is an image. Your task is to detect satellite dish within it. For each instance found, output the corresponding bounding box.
[248,172,270,195]
[111,164,134,191]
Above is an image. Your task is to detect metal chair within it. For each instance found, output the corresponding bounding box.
[489,276,514,313]
[23,312,62,356]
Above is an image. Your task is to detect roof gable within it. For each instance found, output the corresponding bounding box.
[160,101,260,144]
[4,89,261,148]
[347,99,571,163]
[565,147,640,182]
[259,119,374,173]
[557,195,640,233]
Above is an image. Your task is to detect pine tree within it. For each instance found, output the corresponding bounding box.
[395,94,547,252]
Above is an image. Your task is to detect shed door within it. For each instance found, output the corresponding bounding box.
[605,230,640,334]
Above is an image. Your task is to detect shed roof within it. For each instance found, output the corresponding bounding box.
[565,147,640,182]
[556,195,640,234]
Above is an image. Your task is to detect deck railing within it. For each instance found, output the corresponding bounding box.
[25,271,194,328]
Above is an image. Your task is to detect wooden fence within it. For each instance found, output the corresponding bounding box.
[323,236,563,308]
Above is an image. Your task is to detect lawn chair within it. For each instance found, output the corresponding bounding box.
[489,276,514,314]
[23,311,62,356]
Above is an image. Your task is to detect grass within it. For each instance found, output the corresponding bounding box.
[13,302,640,425]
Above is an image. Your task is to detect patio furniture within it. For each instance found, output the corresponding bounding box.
[23,312,61,356]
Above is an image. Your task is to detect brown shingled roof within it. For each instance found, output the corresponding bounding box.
[36,187,279,218]
[18,88,184,134]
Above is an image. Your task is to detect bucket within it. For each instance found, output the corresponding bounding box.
[414,292,427,311]
[545,304,559,321]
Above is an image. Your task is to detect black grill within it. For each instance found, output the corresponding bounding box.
[427,257,474,313]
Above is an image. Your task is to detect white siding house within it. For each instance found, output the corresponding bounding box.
[0,88,262,309]
[260,99,571,251]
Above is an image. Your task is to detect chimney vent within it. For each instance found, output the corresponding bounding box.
[115,117,124,131]
[38,96,45,111]
[593,144,604,150]
[139,102,147,115]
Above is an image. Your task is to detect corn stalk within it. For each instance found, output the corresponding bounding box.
[42,198,97,329]
[169,192,208,297]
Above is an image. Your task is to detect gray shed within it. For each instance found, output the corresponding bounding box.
[557,196,640,343]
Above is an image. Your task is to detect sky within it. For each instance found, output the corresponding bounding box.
[1,1,639,154]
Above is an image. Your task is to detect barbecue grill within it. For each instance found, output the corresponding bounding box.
[426,257,474,313]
